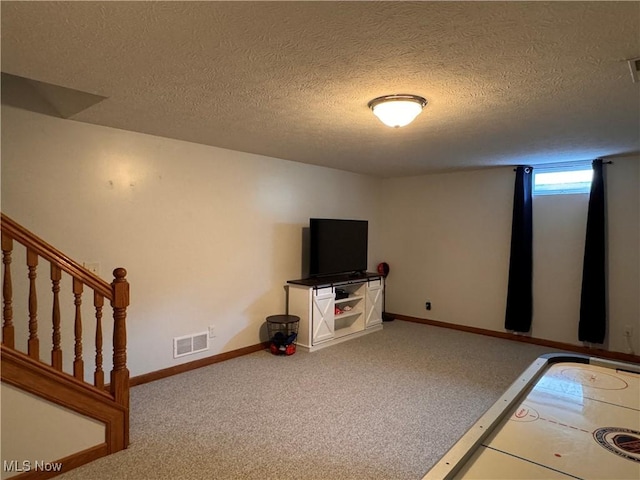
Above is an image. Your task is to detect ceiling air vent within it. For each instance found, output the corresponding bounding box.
[627,57,640,83]
[173,332,209,358]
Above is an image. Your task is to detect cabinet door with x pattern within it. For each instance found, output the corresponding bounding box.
[312,287,335,345]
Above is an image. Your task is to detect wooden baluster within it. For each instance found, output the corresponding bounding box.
[27,248,39,360]
[110,268,130,448]
[2,233,14,348]
[94,291,105,389]
[51,264,62,370]
[73,277,84,380]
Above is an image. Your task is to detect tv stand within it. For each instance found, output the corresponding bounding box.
[286,273,383,352]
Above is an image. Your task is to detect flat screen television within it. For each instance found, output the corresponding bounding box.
[309,218,368,277]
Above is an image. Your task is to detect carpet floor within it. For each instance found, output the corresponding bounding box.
[58,320,563,480]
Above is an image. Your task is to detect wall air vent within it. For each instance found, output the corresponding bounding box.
[628,57,640,83]
[173,332,209,358]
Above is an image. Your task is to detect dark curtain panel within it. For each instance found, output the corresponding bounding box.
[579,159,606,343]
[505,166,533,332]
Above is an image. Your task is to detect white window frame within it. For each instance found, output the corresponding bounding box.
[532,163,593,196]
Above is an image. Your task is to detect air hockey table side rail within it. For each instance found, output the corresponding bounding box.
[422,353,640,480]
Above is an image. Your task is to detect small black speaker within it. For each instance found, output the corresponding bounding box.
[335,288,348,300]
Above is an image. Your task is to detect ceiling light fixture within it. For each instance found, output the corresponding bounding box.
[368,94,427,128]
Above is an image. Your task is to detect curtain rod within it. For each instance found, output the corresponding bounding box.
[513,160,613,171]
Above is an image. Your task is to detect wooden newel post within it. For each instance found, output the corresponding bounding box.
[110,267,130,447]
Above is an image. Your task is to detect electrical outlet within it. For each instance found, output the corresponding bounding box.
[425,301,432,311]
[208,325,216,339]
[83,262,100,275]
[623,325,633,337]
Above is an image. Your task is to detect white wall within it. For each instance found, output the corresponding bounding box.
[1,383,105,479]
[531,193,587,346]
[1,106,383,377]
[606,157,640,353]
[380,158,640,354]
[379,168,515,330]
[2,104,637,379]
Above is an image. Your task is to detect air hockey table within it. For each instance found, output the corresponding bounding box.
[424,353,640,479]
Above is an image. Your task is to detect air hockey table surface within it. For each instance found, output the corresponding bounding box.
[424,353,640,480]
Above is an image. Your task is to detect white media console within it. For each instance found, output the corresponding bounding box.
[286,273,384,352]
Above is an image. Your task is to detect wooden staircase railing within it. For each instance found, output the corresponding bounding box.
[1,212,130,457]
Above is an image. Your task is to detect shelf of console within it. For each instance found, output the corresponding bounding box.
[335,295,364,305]
[334,310,362,321]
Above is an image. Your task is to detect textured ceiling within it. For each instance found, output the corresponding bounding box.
[1,1,639,177]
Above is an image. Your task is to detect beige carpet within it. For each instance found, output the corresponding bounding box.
[58,320,563,480]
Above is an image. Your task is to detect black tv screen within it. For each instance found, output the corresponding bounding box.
[309,218,368,277]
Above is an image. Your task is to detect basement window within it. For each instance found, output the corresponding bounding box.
[533,164,593,195]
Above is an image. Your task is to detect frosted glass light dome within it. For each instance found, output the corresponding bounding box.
[368,94,427,128]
